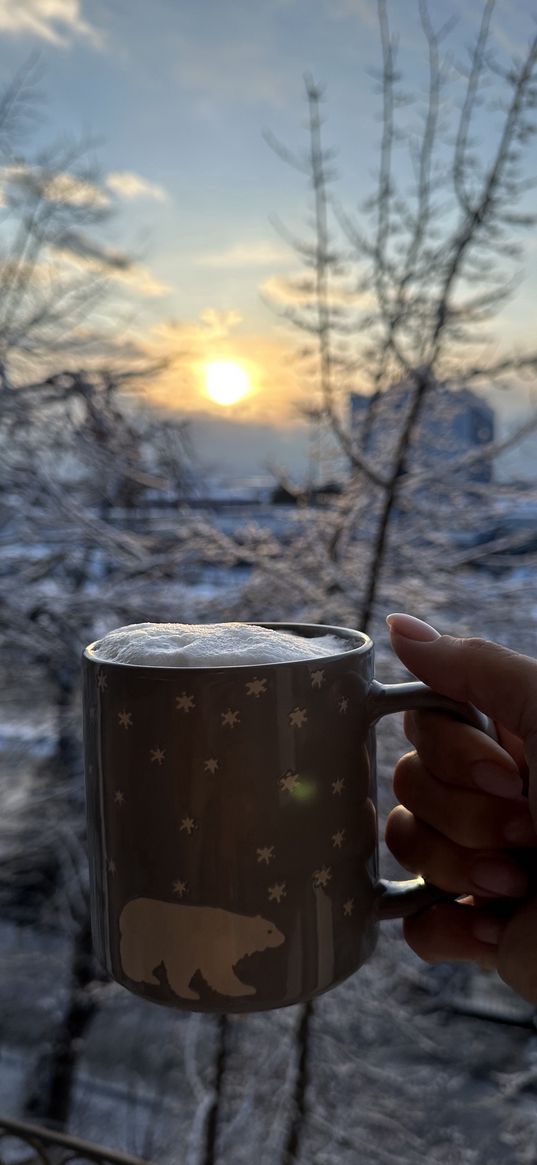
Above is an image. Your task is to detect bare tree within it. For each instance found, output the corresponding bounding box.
[266,2,537,635]
[262,3,537,1160]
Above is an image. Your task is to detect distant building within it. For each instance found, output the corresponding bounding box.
[350,383,495,484]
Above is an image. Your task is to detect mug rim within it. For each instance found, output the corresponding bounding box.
[83,621,373,672]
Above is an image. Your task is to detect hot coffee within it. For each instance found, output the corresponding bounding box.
[91,621,351,668]
[83,620,487,1013]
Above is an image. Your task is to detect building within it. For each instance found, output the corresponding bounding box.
[350,383,495,484]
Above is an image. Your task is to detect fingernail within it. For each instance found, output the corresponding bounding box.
[386,613,440,642]
[473,916,504,945]
[472,761,523,799]
[503,812,536,845]
[472,859,527,897]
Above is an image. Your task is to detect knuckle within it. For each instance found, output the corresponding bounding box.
[393,751,418,797]
[460,636,490,655]
[452,812,484,849]
[385,805,414,861]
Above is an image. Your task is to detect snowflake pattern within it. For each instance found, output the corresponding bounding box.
[176,692,195,713]
[179,816,197,835]
[221,708,240,729]
[102,663,363,936]
[268,882,287,903]
[279,770,300,793]
[256,846,275,865]
[313,866,332,889]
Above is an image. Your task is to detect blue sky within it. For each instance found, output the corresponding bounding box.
[0,0,536,472]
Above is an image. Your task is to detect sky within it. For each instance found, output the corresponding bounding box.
[0,0,536,476]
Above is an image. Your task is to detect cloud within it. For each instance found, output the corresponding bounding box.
[261,273,374,309]
[52,234,172,297]
[105,171,168,203]
[119,310,305,423]
[329,0,377,25]
[3,162,170,212]
[1,163,109,208]
[0,0,103,48]
[194,241,290,269]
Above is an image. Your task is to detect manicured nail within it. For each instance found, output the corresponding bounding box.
[472,859,527,897]
[386,613,440,642]
[472,761,523,800]
[473,916,504,945]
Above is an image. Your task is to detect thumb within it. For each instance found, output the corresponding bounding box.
[386,613,537,747]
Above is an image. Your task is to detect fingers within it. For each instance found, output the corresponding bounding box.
[386,614,537,744]
[403,900,507,971]
[402,709,523,798]
[393,751,535,848]
[385,805,529,898]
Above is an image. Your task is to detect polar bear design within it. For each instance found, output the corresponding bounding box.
[119,897,285,1000]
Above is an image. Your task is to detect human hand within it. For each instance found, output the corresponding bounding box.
[385,612,537,1005]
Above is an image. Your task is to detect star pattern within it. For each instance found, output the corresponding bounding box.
[313,866,332,889]
[104,667,362,935]
[279,770,300,793]
[176,692,195,713]
[221,708,240,728]
[256,845,275,865]
[268,882,286,903]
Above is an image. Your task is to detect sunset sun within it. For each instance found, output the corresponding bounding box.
[205,360,252,407]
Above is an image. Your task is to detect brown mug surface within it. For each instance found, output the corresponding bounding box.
[83,622,489,1013]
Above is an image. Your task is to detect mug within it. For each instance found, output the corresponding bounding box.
[82,622,488,1014]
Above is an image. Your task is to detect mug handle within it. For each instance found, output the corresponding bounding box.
[366,679,498,921]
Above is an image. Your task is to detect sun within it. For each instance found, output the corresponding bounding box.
[205,360,252,407]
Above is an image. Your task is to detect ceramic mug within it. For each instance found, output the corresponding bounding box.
[82,622,488,1013]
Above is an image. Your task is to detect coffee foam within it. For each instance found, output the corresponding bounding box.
[91,622,351,667]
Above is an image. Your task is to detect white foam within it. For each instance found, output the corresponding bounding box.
[91,622,350,667]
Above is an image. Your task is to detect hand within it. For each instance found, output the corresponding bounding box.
[385,612,537,1005]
